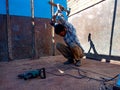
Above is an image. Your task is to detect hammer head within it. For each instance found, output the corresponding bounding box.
[66,8,71,16]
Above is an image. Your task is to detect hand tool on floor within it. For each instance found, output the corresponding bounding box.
[18,68,46,80]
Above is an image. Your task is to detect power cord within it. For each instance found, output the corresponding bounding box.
[45,64,119,90]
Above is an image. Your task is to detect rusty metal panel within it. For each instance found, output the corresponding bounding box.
[34,18,63,58]
[10,16,33,60]
[0,15,8,61]
[0,15,65,61]
[34,18,52,58]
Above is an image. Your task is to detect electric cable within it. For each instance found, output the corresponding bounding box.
[45,64,117,82]
[45,64,119,90]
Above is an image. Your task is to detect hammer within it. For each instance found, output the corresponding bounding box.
[48,1,71,16]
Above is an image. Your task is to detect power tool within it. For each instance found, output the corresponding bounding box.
[18,68,46,80]
[113,74,120,90]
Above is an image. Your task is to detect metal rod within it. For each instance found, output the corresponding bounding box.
[6,0,12,61]
[51,0,55,56]
[31,0,36,58]
[109,0,117,56]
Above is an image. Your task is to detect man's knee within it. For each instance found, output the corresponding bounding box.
[70,45,84,58]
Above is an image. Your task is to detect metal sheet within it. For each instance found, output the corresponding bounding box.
[0,15,8,61]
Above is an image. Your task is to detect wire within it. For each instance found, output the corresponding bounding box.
[46,64,111,82]
[45,64,119,90]
[69,0,106,17]
[46,64,86,79]
[101,74,119,82]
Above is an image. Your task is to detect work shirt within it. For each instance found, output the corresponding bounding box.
[57,16,84,51]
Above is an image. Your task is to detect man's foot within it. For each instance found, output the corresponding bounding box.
[63,59,74,65]
[75,60,81,67]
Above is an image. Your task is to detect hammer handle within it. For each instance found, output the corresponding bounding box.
[48,1,64,11]
[49,1,57,7]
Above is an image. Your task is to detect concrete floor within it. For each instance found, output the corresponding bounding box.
[0,55,120,90]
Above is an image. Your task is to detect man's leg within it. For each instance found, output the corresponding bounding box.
[70,45,84,66]
[56,43,74,64]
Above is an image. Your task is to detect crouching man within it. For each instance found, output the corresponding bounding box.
[50,5,84,67]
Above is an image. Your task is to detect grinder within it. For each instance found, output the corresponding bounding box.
[113,74,120,90]
[18,68,46,80]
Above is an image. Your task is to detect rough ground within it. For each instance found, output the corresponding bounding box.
[0,55,120,90]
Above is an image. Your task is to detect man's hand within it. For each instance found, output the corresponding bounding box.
[50,15,57,26]
[52,15,57,22]
[57,4,64,11]
[50,4,64,26]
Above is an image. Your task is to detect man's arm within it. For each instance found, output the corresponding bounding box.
[50,9,62,26]
[58,16,75,32]
[50,4,64,26]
